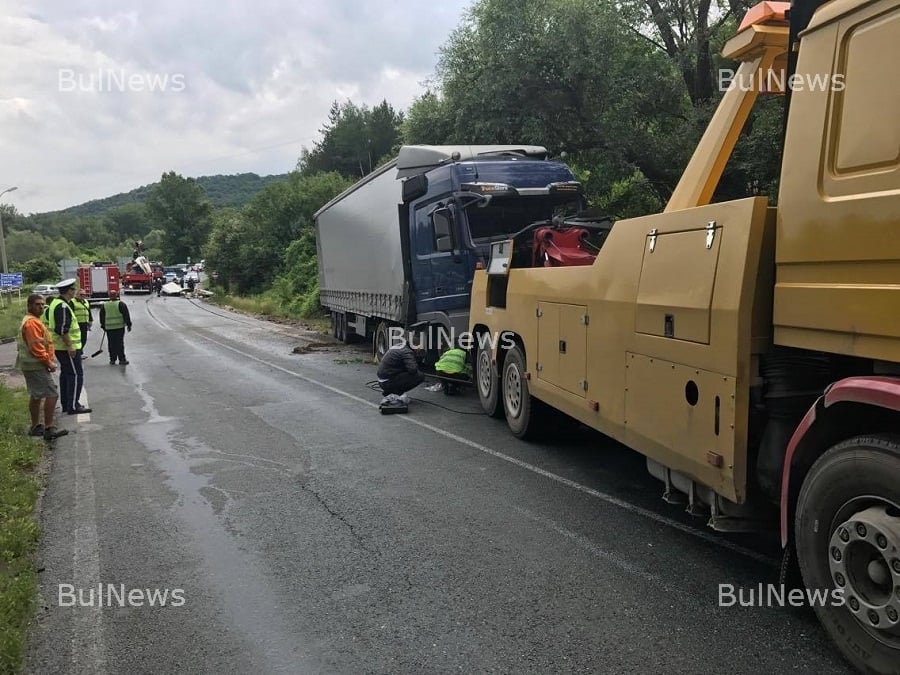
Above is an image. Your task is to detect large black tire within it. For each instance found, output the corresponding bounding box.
[501,346,541,439]
[476,339,503,418]
[795,434,900,674]
[373,320,391,363]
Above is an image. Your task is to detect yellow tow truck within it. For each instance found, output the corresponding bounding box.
[468,0,900,670]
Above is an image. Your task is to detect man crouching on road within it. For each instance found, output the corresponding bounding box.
[377,332,425,397]
[16,294,67,440]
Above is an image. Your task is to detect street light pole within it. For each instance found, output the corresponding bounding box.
[0,186,19,274]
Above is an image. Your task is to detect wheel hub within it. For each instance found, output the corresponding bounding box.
[830,504,900,633]
[504,364,521,417]
[478,350,492,398]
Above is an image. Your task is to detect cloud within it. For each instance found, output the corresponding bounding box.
[0,0,471,213]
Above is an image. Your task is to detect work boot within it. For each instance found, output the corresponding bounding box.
[43,427,69,440]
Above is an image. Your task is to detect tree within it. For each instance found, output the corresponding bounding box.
[204,172,352,294]
[21,257,60,284]
[145,171,213,263]
[298,100,403,179]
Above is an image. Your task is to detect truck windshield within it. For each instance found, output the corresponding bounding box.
[462,195,582,245]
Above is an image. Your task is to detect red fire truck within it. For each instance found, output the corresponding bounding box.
[76,262,120,304]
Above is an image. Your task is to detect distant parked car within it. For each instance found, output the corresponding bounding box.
[32,284,57,297]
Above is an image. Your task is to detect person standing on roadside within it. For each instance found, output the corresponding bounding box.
[71,288,93,356]
[44,279,91,416]
[100,289,132,365]
[16,294,68,440]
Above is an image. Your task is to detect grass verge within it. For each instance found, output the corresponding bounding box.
[0,296,26,341]
[206,292,330,334]
[0,384,44,674]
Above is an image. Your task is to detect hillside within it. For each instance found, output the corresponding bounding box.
[58,172,291,216]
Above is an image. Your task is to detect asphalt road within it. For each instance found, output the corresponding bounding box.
[25,294,855,674]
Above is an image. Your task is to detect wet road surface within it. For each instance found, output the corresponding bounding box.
[25,294,854,673]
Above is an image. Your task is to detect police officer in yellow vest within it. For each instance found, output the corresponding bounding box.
[100,289,132,365]
[45,279,92,415]
[71,288,93,355]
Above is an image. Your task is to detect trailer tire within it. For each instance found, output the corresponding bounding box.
[374,321,391,363]
[794,434,900,674]
[502,346,540,439]
[476,340,503,418]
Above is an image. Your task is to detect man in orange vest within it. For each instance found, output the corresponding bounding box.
[16,294,67,440]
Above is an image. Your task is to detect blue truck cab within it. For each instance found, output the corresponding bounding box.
[315,145,583,360]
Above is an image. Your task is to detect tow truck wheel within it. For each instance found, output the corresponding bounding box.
[502,346,539,439]
[374,321,390,363]
[795,434,900,674]
[476,340,503,418]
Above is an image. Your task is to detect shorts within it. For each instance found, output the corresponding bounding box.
[23,369,58,400]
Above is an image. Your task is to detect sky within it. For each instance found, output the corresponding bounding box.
[0,0,472,214]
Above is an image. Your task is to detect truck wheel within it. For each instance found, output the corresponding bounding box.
[502,346,540,439]
[795,434,900,673]
[476,340,503,418]
[374,321,391,363]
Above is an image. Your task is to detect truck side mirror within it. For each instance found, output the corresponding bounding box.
[432,208,455,253]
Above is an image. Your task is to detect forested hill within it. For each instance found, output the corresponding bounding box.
[58,172,290,216]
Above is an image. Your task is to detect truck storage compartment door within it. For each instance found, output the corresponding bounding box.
[635,223,722,344]
[537,302,588,397]
[91,267,107,293]
[624,353,738,500]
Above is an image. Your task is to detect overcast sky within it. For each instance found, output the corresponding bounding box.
[0,0,471,214]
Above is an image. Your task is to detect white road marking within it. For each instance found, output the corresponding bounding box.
[195,333,778,568]
[71,425,107,673]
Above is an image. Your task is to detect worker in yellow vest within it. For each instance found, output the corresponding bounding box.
[71,288,93,355]
[45,278,91,415]
[434,347,471,395]
[100,289,132,365]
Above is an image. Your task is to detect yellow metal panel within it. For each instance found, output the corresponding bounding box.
[833,9,900,173]
[776,0,900,361]
[635,227,722,344]
[537,302,560,386]
[624,354,739,501]
[558,305,588,397]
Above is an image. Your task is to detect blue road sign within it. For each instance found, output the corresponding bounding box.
[0,272,23,288]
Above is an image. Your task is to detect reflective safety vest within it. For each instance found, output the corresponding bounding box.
[103,300,125,330]
[71,297,91,324]
[435,348,470,376]
[46,298,82,351]
[15,316,51,371]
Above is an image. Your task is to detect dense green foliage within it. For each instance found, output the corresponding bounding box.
[1,0,785,317]
[145,172,213,263]
[298,100,403,179]
[205,172,351,299]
